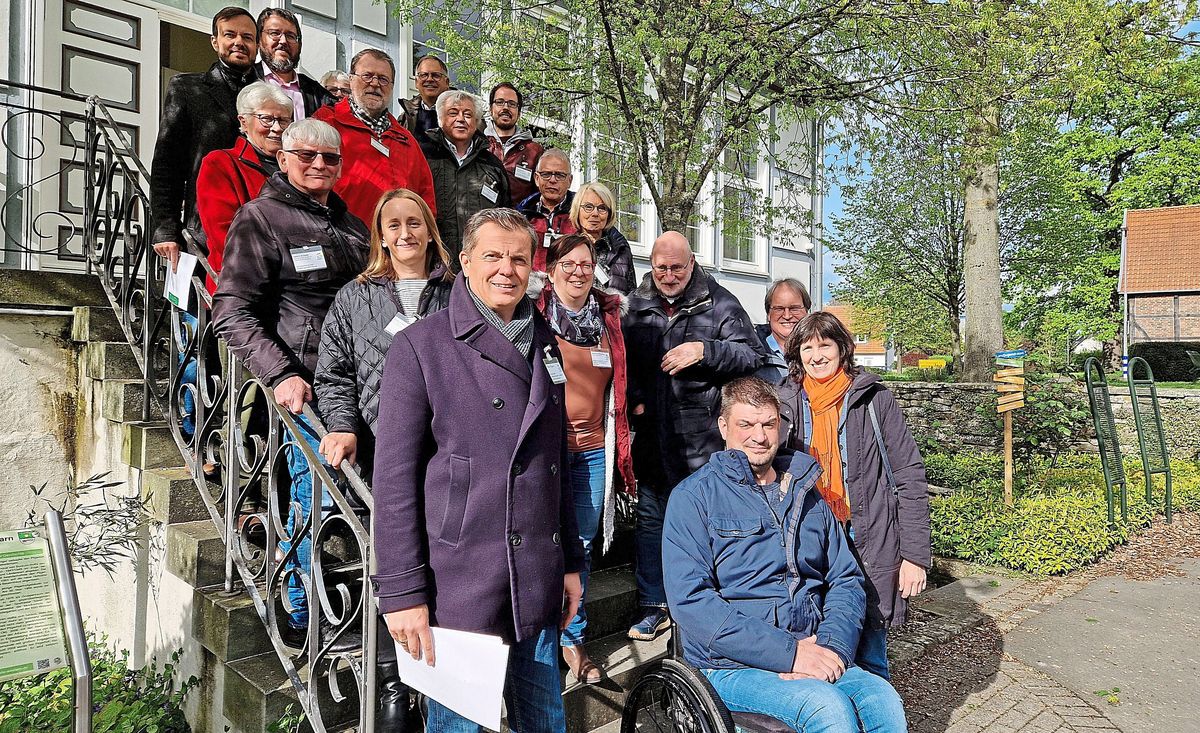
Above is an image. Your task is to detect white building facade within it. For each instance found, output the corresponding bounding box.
[1,0,823,320]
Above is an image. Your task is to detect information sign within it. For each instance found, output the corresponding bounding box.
[0,527,69,682]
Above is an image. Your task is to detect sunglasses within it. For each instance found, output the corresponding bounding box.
[284,149,343,165]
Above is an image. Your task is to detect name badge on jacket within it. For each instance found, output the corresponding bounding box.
[371,137,391,157]
[384,312,414,337]
[481,182,499,203]
[591,350,612,369]
[290,245,327,273]
[594,263,610,286]
[515,164,533,182]
[543,348,567,384]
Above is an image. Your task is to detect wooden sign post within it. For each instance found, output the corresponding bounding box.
[994,350,1027,506]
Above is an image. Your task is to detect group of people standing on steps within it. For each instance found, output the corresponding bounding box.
[148,6,931,733]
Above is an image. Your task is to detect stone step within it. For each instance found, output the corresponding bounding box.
[102,378,162,422]
[83,340,141,380]
[560,629,671,733]
[193,586,275,664]
[165,519,227,589]
[71,304,123,343]
[223,653,354,733]
[582,566,638,641]
[122,420,182,470]
[142,466,213,524]
[592,523,636,572]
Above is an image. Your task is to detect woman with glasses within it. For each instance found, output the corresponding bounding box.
[196,81,293,295]
[777,312,932,683]
[532,233,637,685]
[569,181,637,294]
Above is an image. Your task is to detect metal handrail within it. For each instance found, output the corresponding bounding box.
[1083,357,1128,524]
[1126,356,1174,523]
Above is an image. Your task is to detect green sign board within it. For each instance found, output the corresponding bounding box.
[0,527,69,683]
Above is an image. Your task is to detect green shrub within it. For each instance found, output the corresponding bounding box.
[1129,341,1200,382]
[924,452,1004,495]
[0,634,195,733]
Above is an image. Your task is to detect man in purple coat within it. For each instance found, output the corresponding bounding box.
[372,208,585,733]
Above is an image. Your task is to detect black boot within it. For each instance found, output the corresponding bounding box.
[376,662,412,733]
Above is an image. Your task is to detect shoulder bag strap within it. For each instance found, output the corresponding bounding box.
[868,396,898,497]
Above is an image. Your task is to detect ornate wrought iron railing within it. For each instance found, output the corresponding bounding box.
[2,79,376,732]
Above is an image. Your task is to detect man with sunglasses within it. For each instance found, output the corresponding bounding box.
[254,8,334,121]
[400,55,452,146]
[214,118,369,653]
[313,49,437,227]
[516,148,576,272]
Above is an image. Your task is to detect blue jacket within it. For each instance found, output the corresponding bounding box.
[663,449,866,673]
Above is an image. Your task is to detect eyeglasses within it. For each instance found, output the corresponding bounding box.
[580,203,610,214]
[326,86,351,97]
[536,171,570,181]
[652,262,691,276]
[284,149,343,165]
[558,261,595,274]
[352,72,393,86]
[492,100,519,109]
[249,113,292,129]
[769,305,808,316]
[264,29,300,43]
[415,71,447,81]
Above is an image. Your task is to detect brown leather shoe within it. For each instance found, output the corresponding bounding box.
[562,644,603,684]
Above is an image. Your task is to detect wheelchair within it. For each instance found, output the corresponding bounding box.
[620,629,795,733]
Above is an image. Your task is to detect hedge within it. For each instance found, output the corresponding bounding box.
[928,452,1198,575]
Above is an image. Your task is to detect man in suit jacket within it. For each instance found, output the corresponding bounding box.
[254,8,334,121]
[150,6,258,269]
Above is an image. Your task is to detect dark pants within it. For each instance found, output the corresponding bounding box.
[634,481,670,608]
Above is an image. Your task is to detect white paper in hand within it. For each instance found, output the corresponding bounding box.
[394,627,509,730]
[163,252,198,310]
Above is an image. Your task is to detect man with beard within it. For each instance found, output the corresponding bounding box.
[314,48,437,228]
[151,6,258,268]
[254,8,334,120]
[663,377,907,733]
[485,82,544,203]
[400,55,451,147]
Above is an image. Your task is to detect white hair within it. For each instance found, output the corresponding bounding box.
[435,90,487,128]
[281,118,341,150]
[236,81,294,115]
[536,147,571,172]
[320,70,349,86]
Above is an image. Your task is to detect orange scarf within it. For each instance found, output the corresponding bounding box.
[806,370,853,522]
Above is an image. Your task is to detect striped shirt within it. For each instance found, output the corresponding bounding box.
[467,282,534,359]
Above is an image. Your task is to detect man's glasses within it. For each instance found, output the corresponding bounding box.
[264,29,300,43]
[353,72,393,86]
[652,263,691,276]
[249,113,292,129]
[536,171,570,181]
[284,149,343,165]
[558,261,595,274]
[415,71,447,81]
[580,203,610,214]
[769,305,808,316]
[492,100,519,109]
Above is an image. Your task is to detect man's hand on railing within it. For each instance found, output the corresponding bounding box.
[275,375,313,414]
[153,240,180,273]
[320,431,358,466]
[385,604,435,666]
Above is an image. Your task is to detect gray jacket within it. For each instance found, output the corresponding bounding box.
[777,371,932,628]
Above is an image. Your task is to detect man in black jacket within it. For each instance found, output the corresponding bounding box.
[150,6,257,268]
[254,8,334,121]
[622,230,764,642]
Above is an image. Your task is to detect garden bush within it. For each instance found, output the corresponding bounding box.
[927,451,1197,575]
[0,634,195,733]
[1129,341,1200,382]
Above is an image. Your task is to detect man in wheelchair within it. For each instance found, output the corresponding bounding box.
[663,377,907,732]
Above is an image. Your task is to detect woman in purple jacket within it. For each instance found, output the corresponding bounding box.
[777,312,932,680]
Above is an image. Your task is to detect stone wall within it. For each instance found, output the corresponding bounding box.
[889,381,1200,459]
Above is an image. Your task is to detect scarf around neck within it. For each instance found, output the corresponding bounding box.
[467,282,535,359]
[547,290,603,347]
[806,369,854,523]
[349,96,392,138]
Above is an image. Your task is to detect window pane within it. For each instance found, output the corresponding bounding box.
[521,15,570,124]
[722,185,754,262]
[597,145,642,244]
[412,0,482,93]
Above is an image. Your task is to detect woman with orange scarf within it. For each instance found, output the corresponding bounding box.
[777,312,932,680]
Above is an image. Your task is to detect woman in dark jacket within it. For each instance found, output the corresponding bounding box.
[570,181,637,294]
[532,233,636,684]
[777,311,931,680]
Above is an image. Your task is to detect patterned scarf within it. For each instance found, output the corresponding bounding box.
[547,290,603,347]
[349,96,392,138]
[467,283,534,359]
[806,370,854,523]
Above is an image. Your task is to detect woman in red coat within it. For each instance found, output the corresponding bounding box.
[532,233,636,684]
[196,81,294,294]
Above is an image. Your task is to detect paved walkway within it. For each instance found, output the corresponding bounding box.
[891,514,1200,733]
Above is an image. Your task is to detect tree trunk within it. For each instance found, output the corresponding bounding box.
[961,105,1003,382]
[948,304,964,374]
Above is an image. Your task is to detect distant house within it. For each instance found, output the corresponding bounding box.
[823,303,891,370]
[1119,205,1200,350]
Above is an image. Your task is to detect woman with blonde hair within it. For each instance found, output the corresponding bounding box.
[569,181,637,294]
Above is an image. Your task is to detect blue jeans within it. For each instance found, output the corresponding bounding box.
[703,666,907,733]
[177,311,198,438]
[426,625,566,733]
[634,481,670,608]
[281,409,332,629]
[562,448,605,647]
[856,625,890,680]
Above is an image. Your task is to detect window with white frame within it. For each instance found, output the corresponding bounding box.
[854,333,869,344]
[518,13,571,128]
[596,143,643,245]
[411,1,482,94]
[720,139,762,265]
